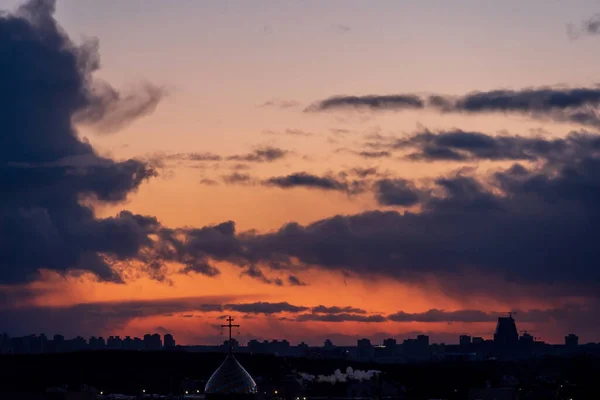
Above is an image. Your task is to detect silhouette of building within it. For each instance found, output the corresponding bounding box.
[144,333,162,350]
[460,335,471,347]
[383,338,397,357]
[323,339,334,350]
[494,313,518,350]
[472,336,485,345]
[164,333,176,349]
[565,333,579,347]
[357,338,373,359]
[519,332,534,346]
[107,335,123,349]
[205,316,257,400]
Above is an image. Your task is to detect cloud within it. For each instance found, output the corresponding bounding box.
[263,129,314,137]
[222,172,253,184]
[295,313,387,323]
[226,301,308,314]
[224,149,600,298]
[348,167,380,178]
[567,14,600,39]
[306,95,423,112]
[387,306,594,324]
[394,129,600,162]
[73,80,165,133]
[287,275,307,286]
[331,24,352,33]
[582,14,600,35]
[259,99,301,109]
[388,309,498,323]
[262,172,352,192]
[312,305,367,314]
[357,151,392,159]
[308,87,600,129]
[200,178,219,186]
[3,297,384,336]
[374,179,422,206]
[226,146,289,163]
[240,265,283,286]
[0,295,234,337]
[0,0,162,284]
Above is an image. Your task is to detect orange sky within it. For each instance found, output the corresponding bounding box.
[2,0,600,346]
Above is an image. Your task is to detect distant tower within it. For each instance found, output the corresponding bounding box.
[459,335,471,347]
[205,316,257,400]
[164,333,176,349]
[565,333,579,347]
[494,313,518,349]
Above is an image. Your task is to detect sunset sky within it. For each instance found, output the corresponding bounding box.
[3,0,600,346]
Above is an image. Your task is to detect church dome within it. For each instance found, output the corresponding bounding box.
[204,353,257,395]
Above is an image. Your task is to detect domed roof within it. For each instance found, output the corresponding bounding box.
[205,353,257,395]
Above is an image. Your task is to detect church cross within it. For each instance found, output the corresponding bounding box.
[221,316,240,353]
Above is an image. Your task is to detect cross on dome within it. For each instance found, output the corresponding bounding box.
[221,316,240,353]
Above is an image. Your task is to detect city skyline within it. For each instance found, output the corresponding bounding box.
[3,0,600,347]
[0,313,585,348]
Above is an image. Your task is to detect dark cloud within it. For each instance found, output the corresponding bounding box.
[262,172,351,192]
[73,80,165,133]
[224,149,600,298]
[287,275,307,286]
[357,151,392,159]
[0,296,233,337]
[309,87,600,129]
[187,152,222,161]
[240,265,283,286]
[227,146,289,162]
[200,178,219,186]
[182,262,220,277]
[391,129,600,162]
[306,95,423,112]
[388,309,498,323]
[0,0,162,284]
[583,14,600,35]
[222,172,253,184]
[374,179,422,206]
[567,14,600,39]
[349,167,380,178]
[226,146,289,163]
[312,305,367,314]
[387,306,594,325]
[295,313,387,323]
[225,302,307,314]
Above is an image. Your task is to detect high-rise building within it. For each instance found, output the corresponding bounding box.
[357,338,373,359]
[164,333,176,349]
[383,338,397,357]
[417,335,429,347]
[459,335,471,347]
[144,333,162,350]
[565,333,579,347]
[493,313,518,349]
